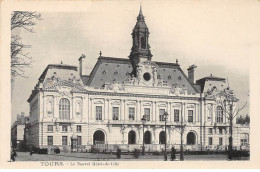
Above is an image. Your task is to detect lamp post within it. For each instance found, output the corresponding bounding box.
[141,115,147,155]
[163,112,169,161]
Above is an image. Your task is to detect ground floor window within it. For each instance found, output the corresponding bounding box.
[77,136,82,145]
[187,132,196,145]
[159,131,166,144]
[144,131,151,144]
[219,137,223,146]
[128,130,136,144]
[209,137,213,145]
[62,136,67,145]
[48,136,53,146]
[240,133,249,146]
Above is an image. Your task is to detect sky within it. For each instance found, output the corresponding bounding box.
[11,0,260,123]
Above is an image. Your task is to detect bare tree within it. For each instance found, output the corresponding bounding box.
[11,11,41,80]
[216,87,247,159]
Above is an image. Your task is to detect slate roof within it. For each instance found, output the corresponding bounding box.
[196,75,226,93]
[85,56,199,94]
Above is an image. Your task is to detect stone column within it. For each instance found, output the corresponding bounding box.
[89,98,93,120]
[155,101,157,122]
[152,101,156,122]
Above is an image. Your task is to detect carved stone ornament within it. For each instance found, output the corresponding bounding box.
[170,85,186,96]
[104,81,125,92]
[57,86,71,96]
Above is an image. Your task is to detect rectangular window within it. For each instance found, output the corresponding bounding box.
[47,136,53,146]
[144,108,150,121]
[77,125,81,132]
[159,109,165,121]
[209,137,213,145]
[174,109,180,122]
[96,106,102,120]
[47,125,53,132]
[188,110,193,122]
[129,107,135,121]
[208,128,213,135]
[62,125,68,132]
[77,136,82,145]
[112,107,119,120]
[62,136,67,145]
[219,137,223,146]
[219,128,223,135]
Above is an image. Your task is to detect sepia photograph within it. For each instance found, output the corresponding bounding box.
[1,0,260,169]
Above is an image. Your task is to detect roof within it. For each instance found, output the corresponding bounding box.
[86,56,199,94]
[196,75,226,93]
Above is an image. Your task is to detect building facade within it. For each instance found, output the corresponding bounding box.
[11,113,29,150]
[27,7,249,152]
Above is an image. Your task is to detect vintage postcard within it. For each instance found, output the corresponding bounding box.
[1,0,260,169]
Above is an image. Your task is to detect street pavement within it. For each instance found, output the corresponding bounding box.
[14,152,249,161]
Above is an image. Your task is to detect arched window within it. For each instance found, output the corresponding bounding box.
[144,131,151,144]
[216,106,223,123]
[128,131,136,144]
[59,98,70,119]
[187,132,196,145]
[159,131,166,144]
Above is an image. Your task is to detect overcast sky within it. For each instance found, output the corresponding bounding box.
[11,0,259,123]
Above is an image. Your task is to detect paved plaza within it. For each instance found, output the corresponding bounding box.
[13,152,249,161]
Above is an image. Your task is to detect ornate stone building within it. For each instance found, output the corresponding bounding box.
[27,7,249,152]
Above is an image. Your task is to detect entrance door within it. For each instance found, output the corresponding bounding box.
[93,130,105,145]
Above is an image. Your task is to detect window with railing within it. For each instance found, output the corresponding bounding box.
[208,128,213,135]
[174,109,180,122]
[129,107,135,121]
[62,125,68,132]
[159,109,165,121]
[112,107,119,120]
[96,106,102,120]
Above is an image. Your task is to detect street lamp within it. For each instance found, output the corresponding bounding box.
[141,115,147,155]
[163,112,169,161]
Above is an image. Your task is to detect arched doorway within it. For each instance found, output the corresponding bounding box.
[187,132,196,145]
[128,131,136,144]
[159,131,166,144]
[144,131,151,144]
[93,130,105,145]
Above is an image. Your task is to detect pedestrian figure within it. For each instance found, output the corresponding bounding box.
[11,149,15,162]
[30,146,33,156]
[133,149,139,159]
[116,148,121,159]
[171,146,176,161]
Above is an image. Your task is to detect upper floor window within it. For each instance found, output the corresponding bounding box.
[77,125,82,132]
[174,109,180,122]
[129,107,135,121]
[112,107,119,120]
[47,125,53,132]
[208,128,213,135]
[188,110,193,123]
[141,37,146,49]
[216,106,224,123]
[159,109,165,121]
[144,108,150,121]
[59,98,70,119]
[96,106,102,120]
[62,125,68,132]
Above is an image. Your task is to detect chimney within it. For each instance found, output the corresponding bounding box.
[78,54,86,76]
[187,64,197,84]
